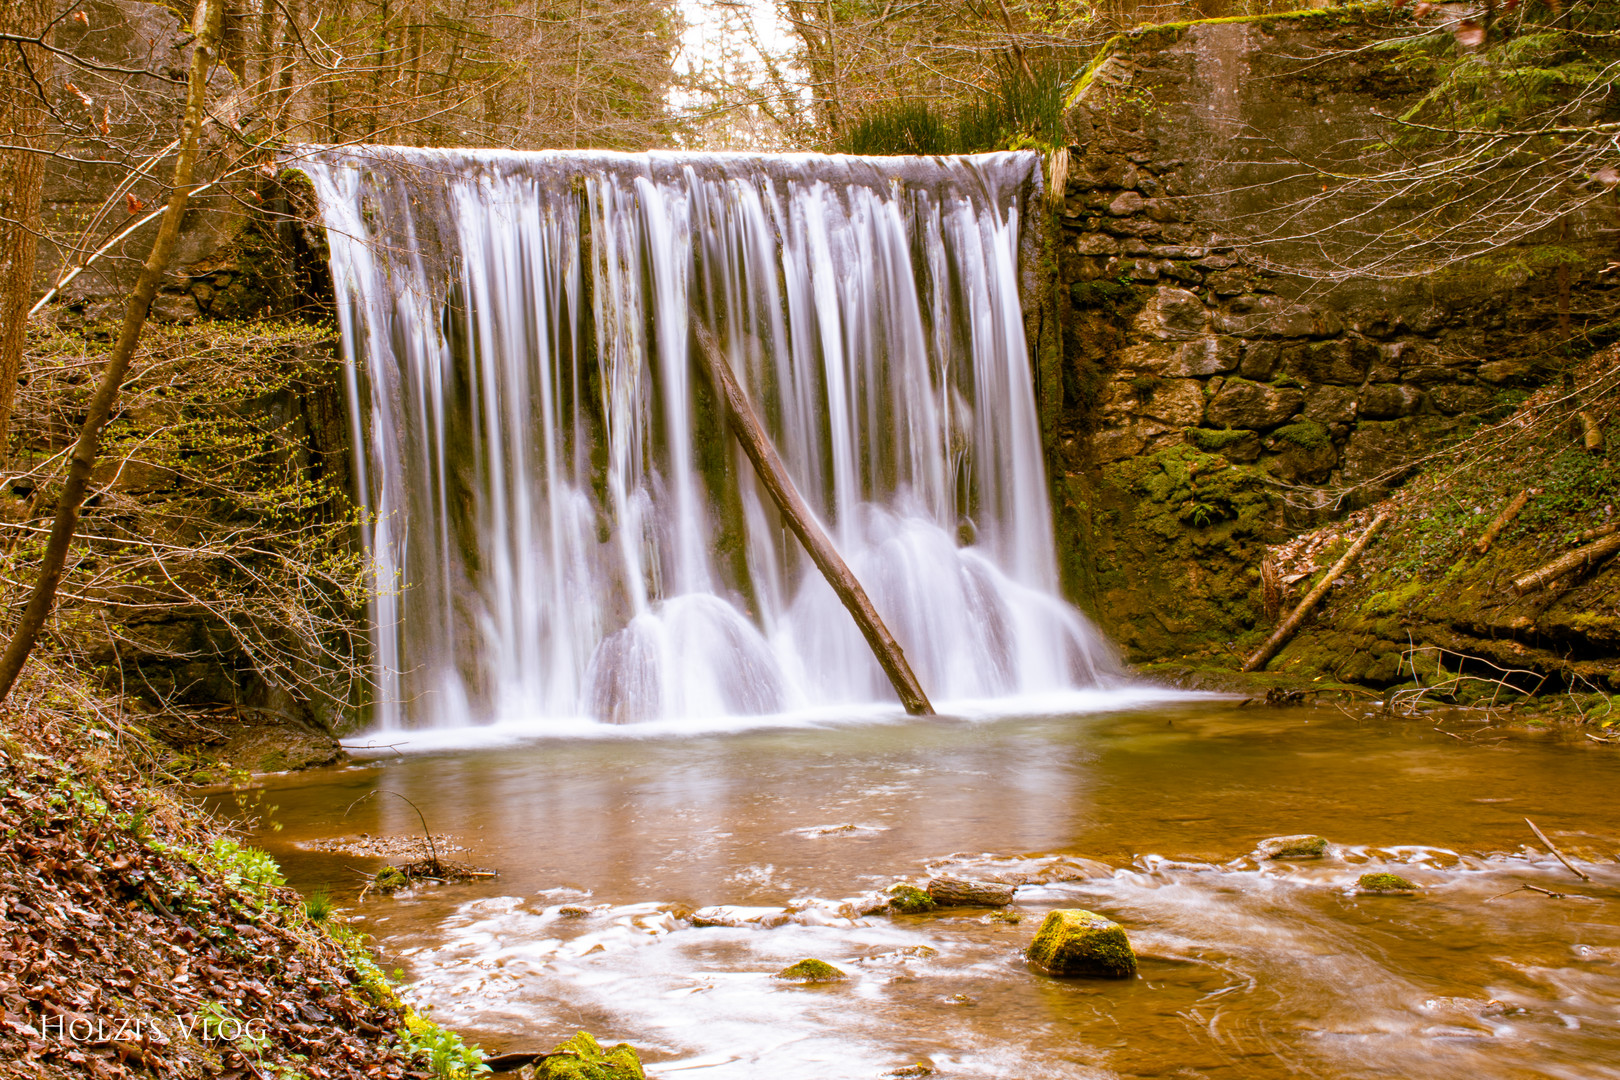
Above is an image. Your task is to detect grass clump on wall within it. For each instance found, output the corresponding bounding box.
[839,61,1074,156]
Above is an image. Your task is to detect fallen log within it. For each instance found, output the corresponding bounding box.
[692,322,934,716]
[1475,489,1533,555]
[1512,531,1620,595]
[1576,522,1619,543]
[1242,513,1391,673]
[1579,410,1605,453]
[927,876,1016,907]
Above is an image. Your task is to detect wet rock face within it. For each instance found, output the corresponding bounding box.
[1045,10,1619,661]
[1025,909,1137,979]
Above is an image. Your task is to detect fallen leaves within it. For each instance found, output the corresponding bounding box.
[0,716,417,1080]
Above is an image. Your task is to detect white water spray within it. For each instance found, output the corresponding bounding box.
[298,147,1116,729]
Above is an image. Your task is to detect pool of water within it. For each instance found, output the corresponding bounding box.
[237,699,1620,1079]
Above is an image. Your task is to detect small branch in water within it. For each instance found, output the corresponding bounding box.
[1486,883,1595,902]
[345,790,440,873]
[1524,817,1591,881]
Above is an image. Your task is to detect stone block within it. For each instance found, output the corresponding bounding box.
[1108,191,1146,216]
[1358,383,1425,420]
[1304,385,1358,425]
[1117,342,1175,373]
[1239,341,1280,380]
[1206,379,1305,430]
[1139,379,1207,426]
[1164,335,1239,377]
[1132,286,1208,340]
[1285,338,1370,385]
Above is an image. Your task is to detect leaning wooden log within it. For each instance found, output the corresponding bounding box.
[927,876,1016,907]
[1579,410,1605,453]
[692,322,934,716]
[1512,531,1620,595]
[1475,489,1533,555]
[1242,513,1391,673]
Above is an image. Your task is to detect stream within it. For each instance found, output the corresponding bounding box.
[238,697,1620,1079]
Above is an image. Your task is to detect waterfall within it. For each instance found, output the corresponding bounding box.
[298,147,1117,730]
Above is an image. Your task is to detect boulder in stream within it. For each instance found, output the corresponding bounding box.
[533,1030,645,1079]
[887,883,937,914]
[1357,871,1418,894]
[1257,834,1329,859]
[775,958,848,982]
[1025,909,1138,978]
[926,876,1016,907]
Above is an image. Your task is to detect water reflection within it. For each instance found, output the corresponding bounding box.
[242,703,1620,1079]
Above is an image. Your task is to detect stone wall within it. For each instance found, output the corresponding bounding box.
[1044,7,1620,662]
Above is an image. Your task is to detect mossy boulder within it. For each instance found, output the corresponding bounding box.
[535,1031,645,1080]
[887,883,937,914]
[1257,834,1328,859]
[775,958,847,983]
[1024,909,1137,979]
[1357,871,1417,894]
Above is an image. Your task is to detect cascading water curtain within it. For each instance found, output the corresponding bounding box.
[299,147,1117,730]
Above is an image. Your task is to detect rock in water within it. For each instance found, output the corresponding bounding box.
[1257,834,1328,859]
[887,883,937,914]
[927,876,1016,907]
[775,958,848,982]
[534,1031,645,1079]
[1357,871,1417,894]
[1025,909,1137,978]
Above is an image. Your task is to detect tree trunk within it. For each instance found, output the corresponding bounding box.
[0,0,226,706]
[1242,513,1391,673]
[926,877,1015,907]
[1512,532,1620,596]
[691,322,934,716]
[0,0,52,461]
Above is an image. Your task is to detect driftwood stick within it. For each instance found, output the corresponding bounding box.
[1512,532,1620,595]
[692,322,934,716]
[1475,489,1533,555]
[1525,817,1592,881]
[1579,410,1604,453]
[1243,513,1391,673]
[1576,522,1619,544]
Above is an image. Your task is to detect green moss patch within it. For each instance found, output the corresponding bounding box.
[775,958,848,983]
[535,1031,646,1079]
[1357,871,1418,893]
[887,883,938,914]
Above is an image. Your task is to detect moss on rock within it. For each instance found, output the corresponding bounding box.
[775,958,848,982]
[887,883,937,914]
[535,1032,646,1080]
[1024,909,1137,978]
[1357,871,1417,893]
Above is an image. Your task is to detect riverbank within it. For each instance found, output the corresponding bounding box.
[0,700,482,1080]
